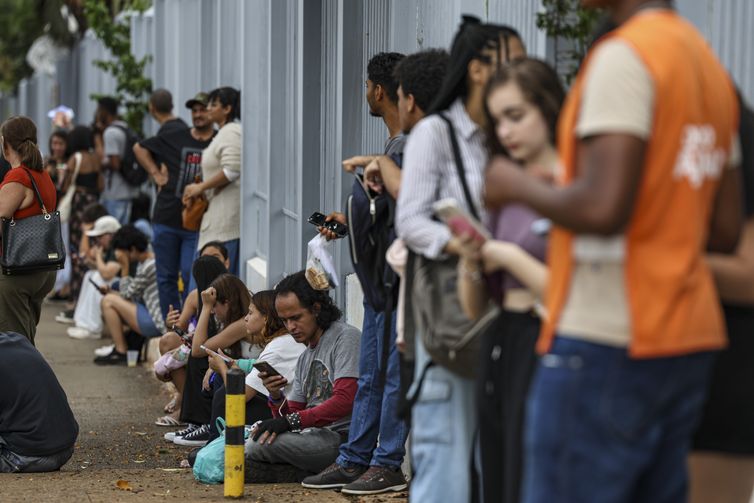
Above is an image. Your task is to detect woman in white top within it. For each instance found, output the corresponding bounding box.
[207,290,304,441]
[183,87,242,275]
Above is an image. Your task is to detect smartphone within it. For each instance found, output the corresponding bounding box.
[307,211,348,237]
[199,344,233,364]
[307,212,327,227]
[325,220,348,237]
[433,198,490,243]
[253,361,281,377]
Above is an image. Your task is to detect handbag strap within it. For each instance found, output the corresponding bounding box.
[21,168,48,214]
[71,152,82,183]
[437,113,480,220]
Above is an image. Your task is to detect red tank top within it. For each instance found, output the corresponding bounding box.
[0,166,57,220]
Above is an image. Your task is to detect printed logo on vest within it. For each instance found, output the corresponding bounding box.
[673,125,726,189]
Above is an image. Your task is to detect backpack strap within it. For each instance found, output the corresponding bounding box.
[437,112,480,220]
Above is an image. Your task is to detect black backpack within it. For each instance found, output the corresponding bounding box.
[112,124,148,186]
[345,153,402,313]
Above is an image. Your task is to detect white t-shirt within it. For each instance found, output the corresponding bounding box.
[245,334,304,397]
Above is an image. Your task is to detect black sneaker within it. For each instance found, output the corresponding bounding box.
[301,462,367,489]
[164,423,198,443]
[341,465,408,495]
[93,348,127,365]
[173,424,210,446]
[245,460,303,484]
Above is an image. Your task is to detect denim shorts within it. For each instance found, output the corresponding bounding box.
[136,303,161,338]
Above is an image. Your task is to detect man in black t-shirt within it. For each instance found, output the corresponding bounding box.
[0,332,78,472]
[133,91,215,318]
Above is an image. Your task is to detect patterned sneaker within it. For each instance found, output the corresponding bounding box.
[341,465,408,495]
[173,423,211,447]
[164,423,198,443]
[301,462,367,489]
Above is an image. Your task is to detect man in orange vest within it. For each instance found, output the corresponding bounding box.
[483,0,742,501]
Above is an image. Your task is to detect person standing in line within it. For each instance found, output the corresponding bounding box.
[304,51,410,495]
[456,57,563,503]
[394,17,524,503]
[134,90,215,318]
[483,1,742,501]
[183,87,242,277]
[96,97,138,225]
[0,116,59,344]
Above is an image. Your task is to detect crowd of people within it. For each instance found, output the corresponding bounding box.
[1,0,753,501]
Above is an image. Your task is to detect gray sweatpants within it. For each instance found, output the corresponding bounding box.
[245,427,342,473]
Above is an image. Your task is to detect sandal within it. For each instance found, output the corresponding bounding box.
[155,415,186,427]
[164,396,178,414]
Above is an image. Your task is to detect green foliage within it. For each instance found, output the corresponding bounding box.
[536,0,602,83]
[84,0,152,134]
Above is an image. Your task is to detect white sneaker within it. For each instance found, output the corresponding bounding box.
[67,327,102,340]
[55,312,75,324]
[94,344,115,357]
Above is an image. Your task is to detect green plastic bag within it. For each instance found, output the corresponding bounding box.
[193,418,227,484]
[193,418,252,484]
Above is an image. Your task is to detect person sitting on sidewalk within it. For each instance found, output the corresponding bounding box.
[67,214,122,340]
[0,331,79,472]
[94,225,166,365]
[244,271,361,483]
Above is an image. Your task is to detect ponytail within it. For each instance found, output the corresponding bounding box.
[1,116,43,171]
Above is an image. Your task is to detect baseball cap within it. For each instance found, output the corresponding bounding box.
[185,92,209,109]
[86,216,121,237]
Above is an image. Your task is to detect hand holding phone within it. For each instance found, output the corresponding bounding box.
[253,361,281,377]
[433,198,490,244]
[200,344,233,364]
[309,211,348,239]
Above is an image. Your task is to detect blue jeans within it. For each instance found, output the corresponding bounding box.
[0,444,74,473]
[337,303,408,469]
[522,337,716,503]
[102,199,131,226]
[408,336,477,503]
[152,223,198,318]
[188,238,240,292]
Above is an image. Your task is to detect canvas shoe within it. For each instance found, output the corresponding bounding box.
[67,327,102,339]
[341,465,408,495]
[93,348,126,365]
[173,424,211,447]
[164,423,199,443]
[94,344,115,357]
[55,310,75,324]
[300,462,367,489]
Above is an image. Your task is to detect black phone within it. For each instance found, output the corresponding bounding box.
[326,220,348,237]
[307,212,327,227]
[307,211,348,237]
[253,361,281,377]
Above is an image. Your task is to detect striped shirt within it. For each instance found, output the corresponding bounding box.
[120,258,166,334]
[396,98,487,258]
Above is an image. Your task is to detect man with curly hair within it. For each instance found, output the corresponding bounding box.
[244,271,361,482]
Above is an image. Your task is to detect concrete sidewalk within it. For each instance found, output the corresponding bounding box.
[1,303,407,502]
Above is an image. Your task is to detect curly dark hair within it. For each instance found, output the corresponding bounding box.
[367,52,405,104]
[112,225,149,252]
[274,271,342,330]
[393,49,450,113]
[66,125,93,153]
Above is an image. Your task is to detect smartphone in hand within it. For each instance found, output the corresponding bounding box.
[253,361,282,377]
[200,344,233,364]
[433,198,490,243]
[307,211,348,237]
[307,212,327,227]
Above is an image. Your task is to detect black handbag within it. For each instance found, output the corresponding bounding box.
[0,168,66,275]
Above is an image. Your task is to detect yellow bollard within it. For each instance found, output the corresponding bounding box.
[224,368,245,498]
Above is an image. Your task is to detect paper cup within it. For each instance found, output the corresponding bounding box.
[127,350,139,367]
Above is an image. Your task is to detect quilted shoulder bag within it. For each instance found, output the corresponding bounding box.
[1,168,66,275]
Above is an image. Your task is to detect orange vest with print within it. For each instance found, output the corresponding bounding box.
[539,11,739,358]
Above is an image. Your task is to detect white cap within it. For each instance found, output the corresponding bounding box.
[47,105,75,120]
[86,216,121,237]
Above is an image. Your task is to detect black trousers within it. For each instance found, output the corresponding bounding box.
[179,356,213,426]
[477,310,540,503]
[208,382,272,442]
